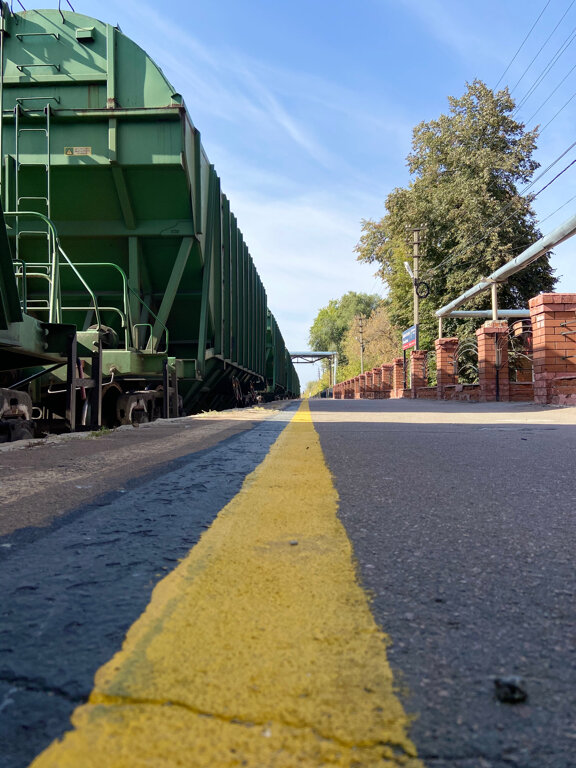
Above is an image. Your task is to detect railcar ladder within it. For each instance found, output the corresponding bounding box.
[13,101,59,319]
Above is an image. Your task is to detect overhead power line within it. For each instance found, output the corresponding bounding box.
[513,24,576,115]
[526,60,576,124]
[539,191,576,224]
[530,152,576,195]
[509,0,576,95]
[494,0,552,89]
[428,140,576,277]
[540,88,576,132]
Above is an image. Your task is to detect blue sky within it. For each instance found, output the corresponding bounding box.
[20,1,576,385]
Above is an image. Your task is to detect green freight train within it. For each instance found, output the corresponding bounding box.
[0,3,299,438]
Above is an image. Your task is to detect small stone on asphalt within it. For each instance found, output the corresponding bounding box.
[494,676,528,703]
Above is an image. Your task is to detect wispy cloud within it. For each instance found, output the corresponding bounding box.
[103,0,388,359]
[397,0,506,67]
[105,0,342,170]
[106,0,413,186]
[223,183,384,348]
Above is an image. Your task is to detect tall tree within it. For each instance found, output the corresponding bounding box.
[308,291,381,364]
[355,80,556,347]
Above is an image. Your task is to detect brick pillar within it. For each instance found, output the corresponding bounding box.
[359,373,366,398]
[380,364,393,392]
[410,349,427,398]
[476,322,509,402]
[372,367,382,392]
[392,357,404,397]
[367,371,374,398]
[435,337,458,399]
[529,293,576,404]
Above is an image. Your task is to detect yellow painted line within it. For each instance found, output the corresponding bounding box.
[30,400,423,768]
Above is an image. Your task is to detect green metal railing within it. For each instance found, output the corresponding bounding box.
[6,210,101,327]
[58,261,169,353]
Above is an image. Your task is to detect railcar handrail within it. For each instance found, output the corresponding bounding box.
[4,210,102,329]
[58,261,169,353]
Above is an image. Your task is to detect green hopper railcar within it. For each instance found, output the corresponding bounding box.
[0,3,299,438]
[265,311,299,401]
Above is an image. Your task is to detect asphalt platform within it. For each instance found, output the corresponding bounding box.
[1,399,575,767]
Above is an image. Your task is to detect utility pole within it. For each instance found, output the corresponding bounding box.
[357,315,365,374]
[405,227,429,349]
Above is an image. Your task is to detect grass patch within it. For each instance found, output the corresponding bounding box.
[88,427,113,438]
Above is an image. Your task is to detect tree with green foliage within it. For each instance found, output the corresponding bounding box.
[308,291,382,365]
[303,375,330,397]
[339,304,399,380]
[355,80,556,348]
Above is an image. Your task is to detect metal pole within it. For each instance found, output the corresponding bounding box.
[403,349,407,389]
[170,365,179,418]
[66,331,77,432]
[12,363,61,389]
[333,354,337,392]
[358,315,364,374]
[90,338,102,428]
[413,229,420,349]
[491,282,499,322]
[495,337,501,403]
[162,358,169,418]
[448,309,529,318]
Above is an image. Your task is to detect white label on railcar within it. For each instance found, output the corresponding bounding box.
[64,146,92,156]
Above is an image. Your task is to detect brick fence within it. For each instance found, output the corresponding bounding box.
[332,292,576,405]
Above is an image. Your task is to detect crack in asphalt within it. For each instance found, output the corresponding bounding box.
[0,674,86,704]
[1,407,300,768]
[86,692,417,759]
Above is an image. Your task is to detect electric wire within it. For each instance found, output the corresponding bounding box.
[539,87,576,132]
[494,0,552,89]
[395,157,576,316]
[427,143,576,277]
[513,24,576,115]
[379,134,576,288]
[509,0,576,95]
[539,192,576,223]
[407,21,576,277]
[526,60,576,124]
[376,6,576,307]
[532,153,576,195]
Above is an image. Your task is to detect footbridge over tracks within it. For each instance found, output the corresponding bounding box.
[290,350,338,386]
